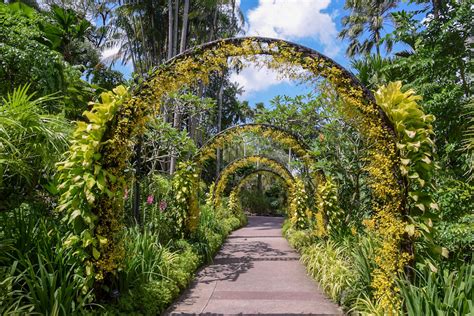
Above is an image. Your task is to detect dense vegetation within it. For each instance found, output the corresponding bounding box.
[0,0,472,315]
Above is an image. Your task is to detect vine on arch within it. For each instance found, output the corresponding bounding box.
[314,176,343,237]
[234,169,292,197]
[289,177,310,230]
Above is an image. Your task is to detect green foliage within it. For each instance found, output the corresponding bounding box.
[463,98,474,179]
[316,176,345,236]
[253,93,324,142]
[339,0,396,56]
[40,4,95,65]
[398,263,474,316]
[0,203,93,315]
[285,228,313,252]
[109,229,199,315]
[289,178,309,229]
[388,1,472,174]
[118,227,177,289]
[433,178,473,262]
[104,202,242,314]
[376,81,437,215]
[0,85,70,210]
[0,2,98,120]
[0,3,65,96]
[351,55,395,90]
[89,65,126,92]
[57,85,130,286]
[192,205,226,261]
[376,82,445,260]
[171,161,200,235]
[300,239,355,306]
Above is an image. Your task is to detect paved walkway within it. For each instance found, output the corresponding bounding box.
[165,216,342,315]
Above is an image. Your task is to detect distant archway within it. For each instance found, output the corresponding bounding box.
[213,155,295,206]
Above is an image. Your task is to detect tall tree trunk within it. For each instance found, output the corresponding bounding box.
[209,2,219,41]
[167,0,174,60]
[148,1,158,64]
[168,0,182,174]
[173,0,179,56]
[215,77,224,178]
[179,0,190,54]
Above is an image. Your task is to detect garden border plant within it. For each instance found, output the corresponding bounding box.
[56,36,437,310]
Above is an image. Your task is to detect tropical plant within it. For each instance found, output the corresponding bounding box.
[0,85,69,210]
[0,203,93,315]
[387,1,472,174]
[398,263,474,315]
[300,239,355,306]
[0,2,65,96]
[462,98,474,179]
[339,0,397,56]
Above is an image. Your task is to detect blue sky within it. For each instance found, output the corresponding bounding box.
[111,0,420,108]
[233,0,349,107]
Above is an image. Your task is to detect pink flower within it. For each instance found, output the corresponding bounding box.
[124,188,129,199]
[146,195,154,205]
[159,200,167,211]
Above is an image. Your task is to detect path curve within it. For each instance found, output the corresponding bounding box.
[166,216,342,315]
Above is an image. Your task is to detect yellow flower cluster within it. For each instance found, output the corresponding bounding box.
[314,176,342,237]
[289,178,309,229]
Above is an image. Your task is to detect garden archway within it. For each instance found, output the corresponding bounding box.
[228,168,293,216]
[212,155,295,206]
[233,169,292,197]
[57,36,408,304]
[195,123,317,168]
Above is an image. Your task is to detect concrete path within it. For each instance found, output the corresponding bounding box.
[166,216,342,315]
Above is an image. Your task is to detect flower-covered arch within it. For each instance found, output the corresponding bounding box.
[228,168,293,216]
[57,37,411,307]
[212,155,295,206]
[195,123,317,168]
[233,168,292,197]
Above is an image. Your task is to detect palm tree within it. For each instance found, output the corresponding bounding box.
[339,0,398,57]
[351,54,394,89]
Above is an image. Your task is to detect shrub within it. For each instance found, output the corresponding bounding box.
[300,241,355,306]
[287,229,313,251]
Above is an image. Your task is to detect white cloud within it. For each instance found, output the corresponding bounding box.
[232,0,340,98]
[101,46,121,61]
[245,0,340,57]
[230,64,291,98]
